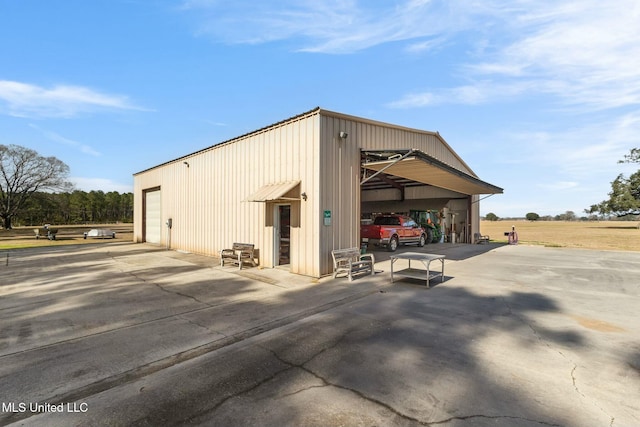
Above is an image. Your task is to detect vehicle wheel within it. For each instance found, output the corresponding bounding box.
[426,228,434,244]
[388,236,399,252]
[418,233,426,247]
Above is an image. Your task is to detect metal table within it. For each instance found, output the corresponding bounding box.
[390,252,445,288]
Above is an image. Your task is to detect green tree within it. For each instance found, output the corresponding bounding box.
[556,210,576,221]
[70,190,90,223]
[12,189,134,225]
[588,148,640,216]
[526,212,540,221]
[0,144,73,229]
[620,148,640,164]
[484,212,499,221]
[105,191,120,220]
[120,192,133,222]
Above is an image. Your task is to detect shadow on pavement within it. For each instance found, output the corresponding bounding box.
[2,242,633,427]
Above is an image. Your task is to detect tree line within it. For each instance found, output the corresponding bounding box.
[484,211,591,221]
[485,148,640,222]
[1,144,132,229]
[588,148,640,217]
[4,143,639,228]
[15,190,133,227]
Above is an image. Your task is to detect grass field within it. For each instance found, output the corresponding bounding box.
[2,221,639,252]
[480,220,640,252]
[0,224,134,250]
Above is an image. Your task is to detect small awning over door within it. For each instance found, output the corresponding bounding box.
[362,150,503,195]
[245,181,301,202]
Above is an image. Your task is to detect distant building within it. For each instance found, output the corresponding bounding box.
[133,107,502,277]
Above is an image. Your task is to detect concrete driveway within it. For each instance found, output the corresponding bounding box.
[0,242,638,426]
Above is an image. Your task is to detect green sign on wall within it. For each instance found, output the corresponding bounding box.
[323,210,331,226]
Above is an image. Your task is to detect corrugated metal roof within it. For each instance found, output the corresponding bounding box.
[134,107,481,179]
[245,181,301,202]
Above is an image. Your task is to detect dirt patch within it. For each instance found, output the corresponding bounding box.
[570,315,626,333]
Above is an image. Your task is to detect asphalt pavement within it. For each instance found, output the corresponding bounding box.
[0,242,638,426]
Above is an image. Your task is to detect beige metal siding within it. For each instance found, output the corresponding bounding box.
[133,108,487,277]
[317,117,363,275]
[321,109,475,175]
[133,112,322,277]
[317,110,482,274]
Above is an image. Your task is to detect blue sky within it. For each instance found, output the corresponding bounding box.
[1,0,639,217]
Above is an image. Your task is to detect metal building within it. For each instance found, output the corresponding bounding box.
[133,107,502,277]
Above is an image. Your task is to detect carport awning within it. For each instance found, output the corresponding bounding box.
[245,181,301,202]
[362,149,503,195]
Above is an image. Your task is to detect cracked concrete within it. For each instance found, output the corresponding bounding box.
[1,243,639,426]
[500,295,608,425]
[258,344,431,425]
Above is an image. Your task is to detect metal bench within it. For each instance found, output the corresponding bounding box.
[331,247,375,281]
[220,243,257,270]
[474,232,490,244]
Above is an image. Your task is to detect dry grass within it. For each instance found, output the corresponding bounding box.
[0,224,133,250]
[3,221,639,252]
[480,220,640,252]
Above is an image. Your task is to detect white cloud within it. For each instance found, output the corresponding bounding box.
[496,110,640,178]
[28,124,101,157]
[538,181,578,191]
[205,120,227,126]
[282,0,634,111]
[405,37,447,54]
[388,81,533,108]
[180,0,464,54]
[185,1,640,111]
[388,92,438,108]
[467,0,640,110]
[0,80,148,118]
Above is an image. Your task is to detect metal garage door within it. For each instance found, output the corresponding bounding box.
[145,189,162,244]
